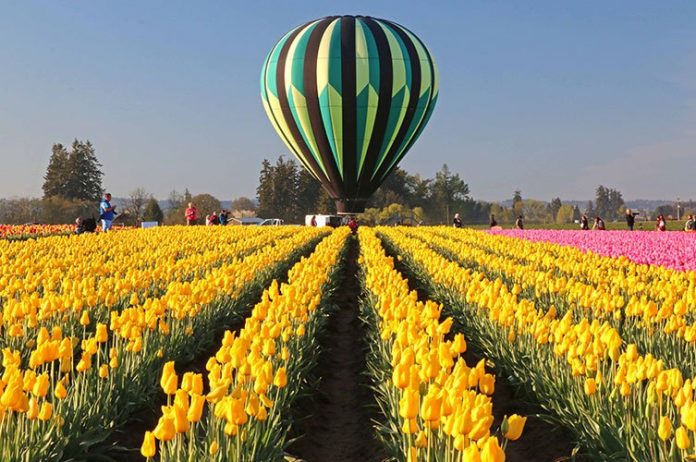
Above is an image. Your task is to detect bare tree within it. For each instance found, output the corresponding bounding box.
[126,187,150,223]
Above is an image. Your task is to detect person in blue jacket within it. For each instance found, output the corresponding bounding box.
[99,193,117,231]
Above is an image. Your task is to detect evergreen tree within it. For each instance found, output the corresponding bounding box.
[64,140,103,202]
[595,186,610,219]
[295,169,322,219]
[429,164,470,223]
[512,190,524,215]
[42,144,70,198]
[143,198,164,223]
[572,205,582,222]
[585,200,595,217]
[256,159,275,217]
[549,197,563,220]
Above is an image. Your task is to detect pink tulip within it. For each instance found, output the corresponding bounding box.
[490,229,696,271]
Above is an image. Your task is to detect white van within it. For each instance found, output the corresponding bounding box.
[305,215,344,227]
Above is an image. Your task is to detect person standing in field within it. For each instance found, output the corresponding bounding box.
[453,213,462,228]
[625,209,638,231]
[219,210,228,226]
[580,214,589,230]
[593,216,605,230]
[685,215,695,232]
[656,215,667,231]
[515,215,524,230]
[99,193,117,232]
[489,214,498,228]
[185,203,198,225]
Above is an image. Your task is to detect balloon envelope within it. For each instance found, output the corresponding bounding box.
[261,15,438,213]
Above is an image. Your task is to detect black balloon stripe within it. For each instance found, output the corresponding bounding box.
[303,17,345,199]
[275,23,339,198]
[340,16,358,198]
[372,20,422,184]
[357,16,393,198]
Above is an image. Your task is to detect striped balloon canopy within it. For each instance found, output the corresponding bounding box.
[260,15,439,213]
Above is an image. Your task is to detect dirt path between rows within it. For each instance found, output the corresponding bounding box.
[287,236,385,462]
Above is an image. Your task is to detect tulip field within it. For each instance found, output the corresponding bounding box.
[2,225,696,461]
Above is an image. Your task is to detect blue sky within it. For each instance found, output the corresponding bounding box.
[1,1,695,202]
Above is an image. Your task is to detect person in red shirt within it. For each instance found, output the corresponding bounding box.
[347,216,358,235]
[185,203,198,225]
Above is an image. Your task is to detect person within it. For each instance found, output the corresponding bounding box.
[656,215,666,232]
[347,216,358,235]
[515,215,524,230]
[75,217,85,235]
[453,213,462,228]
[685,215,695,232]
[310,215,317,227]
[185,203,198,226]
[99,193,117,232]
[625,209,639,231]
[219,210,228,226]
[489,214,498,228]
[580,214,589,230]
[210,211,219,225]
[593,216,606,230]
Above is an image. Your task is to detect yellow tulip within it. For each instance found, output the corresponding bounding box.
[27,397,39,420]
[676,426,691,450]
[153,415,176,441]
[140,431,156,458]
[79,310,90,326]
[658,416,672,441]
[38,402,53,421]
[160,361,178,395]
[273,367,287,388]
[503,414,526,441]
[209,440,219,455]
[54,381,68,400]
[99,364,109,379]
[399,389,419,419]
[480,436,505,462]
[187,393,205,423]
[462,442,481,462]
[32,373,50,398]
[95,323,108,343]
[584,378,597,396]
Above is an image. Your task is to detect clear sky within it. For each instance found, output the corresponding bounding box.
[1,1,695,202]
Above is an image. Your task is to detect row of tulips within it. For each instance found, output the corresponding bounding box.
[142,227,350,461]
[492,229,696,271]
[358,228,524,462]
[411,227,696,378]
[0,224,73,241]
[1,226,297,360]
[379,227,696,461]
[0,226,326,461]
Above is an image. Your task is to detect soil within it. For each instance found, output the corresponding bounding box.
[287,236,385,462]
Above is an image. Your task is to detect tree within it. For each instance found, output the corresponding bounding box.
[164,189,187,225]
[142,198,164,223]
[429,164,470,223]
[0,198,43,224]
[556,204,575,224]
[512,190,523,214]
[595,186,610,219]
[256,159,275,218]
[549,197,562,220]
[191,194,222,217]
[585,200,595,217]
[42,140,104,203]
[43,144,70,199]
[126,187,150,222]
[295,169,322,219]
[231,197,256,214]
[572,205,582,222]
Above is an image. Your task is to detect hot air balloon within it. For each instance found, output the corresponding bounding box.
[260,15,439,213]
